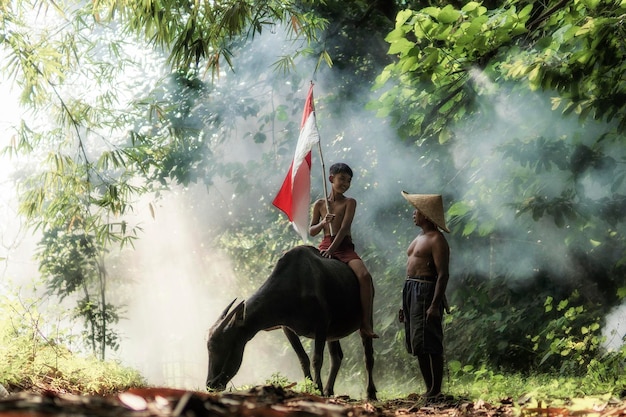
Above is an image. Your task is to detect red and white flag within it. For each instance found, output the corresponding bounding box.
[273,84,320,241]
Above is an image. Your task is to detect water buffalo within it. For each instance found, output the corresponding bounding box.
[206,245,376,400]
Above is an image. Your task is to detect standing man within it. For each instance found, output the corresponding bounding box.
[400,191,450,399]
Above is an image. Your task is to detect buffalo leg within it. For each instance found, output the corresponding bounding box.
[282,327,312,381]
[312,332,326,395]
[361,335,377,401]
[324,341,343,397]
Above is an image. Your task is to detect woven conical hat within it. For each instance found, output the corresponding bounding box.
[401,191,450,233]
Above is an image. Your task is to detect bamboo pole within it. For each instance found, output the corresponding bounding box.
[311,81,334,236]
[317,140,334,236]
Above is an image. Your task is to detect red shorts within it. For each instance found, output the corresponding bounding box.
[319,235,362,263]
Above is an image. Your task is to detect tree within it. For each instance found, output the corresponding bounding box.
[371,0,626,373]
[0,0,333,359]
[93,0,330,74]
[1,0,166,357]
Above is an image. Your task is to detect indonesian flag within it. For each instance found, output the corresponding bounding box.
[272,84,320,241]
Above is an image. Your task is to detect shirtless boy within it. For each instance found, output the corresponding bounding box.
[401,191,450,399]
[309,163,378,339]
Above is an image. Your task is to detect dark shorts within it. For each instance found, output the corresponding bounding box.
[319,235,361,264]
[402,277,444,355]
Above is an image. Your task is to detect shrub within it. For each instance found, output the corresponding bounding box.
[0,290,145,395]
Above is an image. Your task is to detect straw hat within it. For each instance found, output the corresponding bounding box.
[401,191,450,233]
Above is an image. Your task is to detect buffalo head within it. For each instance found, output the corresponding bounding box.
[206,299,247,390]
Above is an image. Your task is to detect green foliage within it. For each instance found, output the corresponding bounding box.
[1,0,401,363]
[371,2,531,142]
[446,363,626,403]
[295,377,322,396]
[35,227,124,356]
[22,170,132,360]
[367,1,626,385]
[529,293,606,376]
[445,275,626,385]
[263,372,321,396]
[75,299,122,353]
[265,372,291,387]
[1,0,168,360]
[373,0,626,141]
[446,274,545,371]
[371,1,626,291]
[495,132,626,231]
[502,0,626,130]
[38,228,99,298]
[0,292,144,394]
[93,0,330,73]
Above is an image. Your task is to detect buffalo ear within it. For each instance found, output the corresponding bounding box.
[235,301,246,324]
[226,300,246,328]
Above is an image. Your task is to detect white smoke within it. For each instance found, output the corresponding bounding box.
[602,303,626,352]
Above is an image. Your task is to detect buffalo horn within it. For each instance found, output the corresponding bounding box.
[219,298,238,320]
[215,300,245,333]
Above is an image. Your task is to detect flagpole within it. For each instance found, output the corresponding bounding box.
[310,81,334,237]
[317,140,334,236]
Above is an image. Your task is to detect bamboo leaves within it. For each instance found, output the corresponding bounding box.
[94,0,329,74]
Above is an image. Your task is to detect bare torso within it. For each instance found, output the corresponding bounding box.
[406,231,441,277]
[312,197,353,238]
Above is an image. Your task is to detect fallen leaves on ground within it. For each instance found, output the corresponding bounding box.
[0,385,625,417]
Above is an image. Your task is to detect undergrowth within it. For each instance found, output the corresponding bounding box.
[0,291,145,395]
[2,289,626,402]
[263,369,626,405]
[444,367,626,404]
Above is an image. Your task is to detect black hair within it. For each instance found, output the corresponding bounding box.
[329,162,353,177]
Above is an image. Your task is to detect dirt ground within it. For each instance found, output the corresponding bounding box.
[1,384,625,417]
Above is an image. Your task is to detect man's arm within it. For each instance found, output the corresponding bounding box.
[427,233,450,320]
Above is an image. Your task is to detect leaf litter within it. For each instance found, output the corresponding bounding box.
[1,384,625,417]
